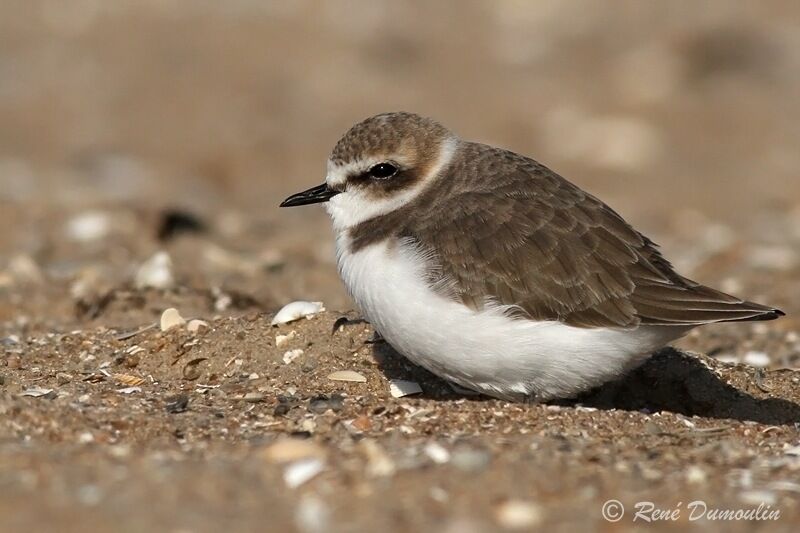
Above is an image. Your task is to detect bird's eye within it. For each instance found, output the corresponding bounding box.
[368,163,398,179]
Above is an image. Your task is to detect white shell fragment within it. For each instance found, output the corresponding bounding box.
[66,211,111,242]
[283,349,304,364]
[135,251,175,290]
[327,370,367,383]
[271,301,325,325]
[783,444,800,456]
[160,308,186,332]
[116,386,142,394]
[743,351,770,368]
[20,387,55,398]
[495,499,544,529]
[283,458,325,489]
[389,379,422,398]
[424,442,451,464]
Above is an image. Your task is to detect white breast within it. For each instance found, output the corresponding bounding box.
[336,236,687,401]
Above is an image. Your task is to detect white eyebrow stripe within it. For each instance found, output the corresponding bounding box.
[325,157,384,189]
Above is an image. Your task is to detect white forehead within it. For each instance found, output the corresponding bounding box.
[324,137,458,232]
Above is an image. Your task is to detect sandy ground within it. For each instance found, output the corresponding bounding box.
[1,1,800,531]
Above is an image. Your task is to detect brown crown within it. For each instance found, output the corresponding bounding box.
[329,112,452,166]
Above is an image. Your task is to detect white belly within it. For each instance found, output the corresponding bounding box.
[336,236,687,401]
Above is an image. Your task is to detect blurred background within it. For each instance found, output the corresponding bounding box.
[2,3,800,531]
[1,0,798,342]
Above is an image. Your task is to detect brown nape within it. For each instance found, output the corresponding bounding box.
[348,141,783,329]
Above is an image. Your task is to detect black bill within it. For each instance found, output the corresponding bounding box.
[279,183,340,207]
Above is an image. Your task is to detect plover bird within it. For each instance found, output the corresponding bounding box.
[281,112,784,401]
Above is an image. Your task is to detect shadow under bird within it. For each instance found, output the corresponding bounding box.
[280,112,784,402]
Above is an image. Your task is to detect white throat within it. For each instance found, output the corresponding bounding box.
[324,137,458,232]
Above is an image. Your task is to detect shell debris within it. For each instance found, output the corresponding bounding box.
[135,251,175,290]
[283,458,325,489]
[187,319,209,333]
[424,442,451,464]
[262,438,326,463]
[20,387,56,399]
[495,499,544,529]
[271,301,325,326]
[283,349,304,364]
[743,351,770,368]
[275,330,297,347]
[113,373,145,387]
[327,370,367,383]
[66,211,111,242]
[389,379,422,398]
[360,439,396,477]
[160,308,186,332]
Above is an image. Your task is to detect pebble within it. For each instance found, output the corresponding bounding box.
[783,444,800,456]
[295,496,330,533]
[275,331,297,347]
[350,415,373,433]
[283,458,325,489]
[327,370,367,383]
[495,499,544,529]
[160,308,186,332]
[262,438,326,463]
[429,486,449,503]
[8,254,43,284]
[135,251,175,290]
[361,439,396,477]
[743,351,770,368]
[686,465,707,484]
[271,301,325,325]
[66,211,111,242]
[56,372,73,385]
[1,334,20,346]
[300,418,317,433]
[308,394,344,414]
[165,394,190,414]
[739,490,777,506]
[283,349,304,364]
[424,442,451,464]
[389,379,422,398]
[715,354,739,364]
[182,358,206,380]
[113,373,144,387]
[187,319,209,333]
[451,447,491,473]
[243,392,265,403]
